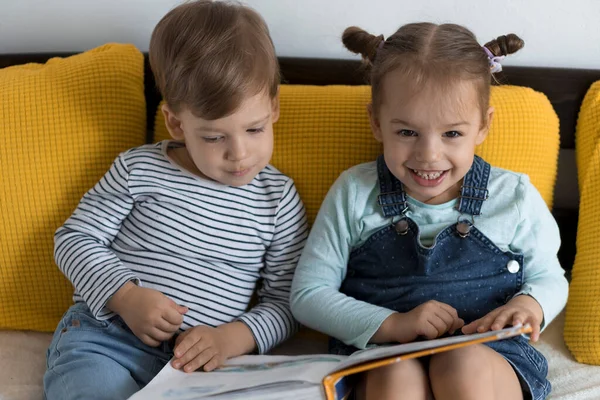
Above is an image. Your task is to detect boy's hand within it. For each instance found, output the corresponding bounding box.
[107,282,188,347]
[462,295,543,341]
[172,321,256,372]
[373,300,464,344]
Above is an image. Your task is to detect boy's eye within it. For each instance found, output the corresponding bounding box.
[444,131,462,138]
[247,127,265,134]
[203,136,223,143]
[397,129,418,137]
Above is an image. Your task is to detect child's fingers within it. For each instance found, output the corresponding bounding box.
[523,317,541,342]
[437,302,460,321]
[423,315,452,338]
[461,319,480,334]
[154,318,180,336]
[474,313,498,333]
[434,307,458,332]
[490,309,515,331]
[185,347,219,373]
[177,305,189,315]
[148,327,175,342]
[510,312,528,328]
[530,323,541,342]
[174,330,203,358]
[163,306,185,325]
[140,333,161,348]
[157,318,181,334]
[434,304,464,334]
[463,308,501,334]
[422,319,444,339]
[175,329,191,347]
[203,354,223,372]
[167,298,188,315]
[173,341,205,370]
[451,317,465,334]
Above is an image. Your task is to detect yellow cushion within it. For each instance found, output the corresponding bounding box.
[155,85,558,223]
[565,80,600,365]
[478,86,559,209]
[575,81,600,188]
[0,44,146,331]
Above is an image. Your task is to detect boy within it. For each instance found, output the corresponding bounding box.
[44,2,307,399]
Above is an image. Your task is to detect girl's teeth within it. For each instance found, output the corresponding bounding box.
[413,170,443,180]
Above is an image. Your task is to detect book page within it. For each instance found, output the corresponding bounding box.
[128,354,345,400]
[129,325,529,400]
[331,324,530,374]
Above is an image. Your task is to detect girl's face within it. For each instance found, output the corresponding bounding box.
[369,70,493,205]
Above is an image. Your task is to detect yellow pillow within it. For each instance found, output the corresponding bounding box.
[154,85,558,223]
[565,80,600,365]
[575,81,600,188]
[0,43,146,331]
[478,86,559,209]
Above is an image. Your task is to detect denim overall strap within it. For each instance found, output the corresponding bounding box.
[376,155,408,217]
[457,155,491,216]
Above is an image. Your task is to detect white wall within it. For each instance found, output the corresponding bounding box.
[1,0,599,69]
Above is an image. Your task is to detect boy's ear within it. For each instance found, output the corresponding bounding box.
[477,106,494,145]
[271,91,280,124]
[162,104,185,140]
[368,103,383,142]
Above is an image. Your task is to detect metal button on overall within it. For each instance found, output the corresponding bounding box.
[507,260,520,273]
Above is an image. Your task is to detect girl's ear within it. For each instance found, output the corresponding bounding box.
[368,103,383,142]
[477,106,494,145]
[162,104,185,140]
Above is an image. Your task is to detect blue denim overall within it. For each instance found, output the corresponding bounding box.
[332,155,550,400]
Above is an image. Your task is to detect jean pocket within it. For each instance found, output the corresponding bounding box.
[68,310,112,331]
[515,337,548,374]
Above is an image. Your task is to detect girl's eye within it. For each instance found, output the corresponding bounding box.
[397,129,418,137]
[444,131,462,138]
[203,136,223,143]
[247,127,265,134]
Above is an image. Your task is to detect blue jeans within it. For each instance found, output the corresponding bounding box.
[44,303,174,400]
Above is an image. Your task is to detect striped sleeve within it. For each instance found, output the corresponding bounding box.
[237,179,308,353]
[54,153,139,319]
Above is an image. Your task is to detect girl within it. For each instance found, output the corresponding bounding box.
[291,23,567,400]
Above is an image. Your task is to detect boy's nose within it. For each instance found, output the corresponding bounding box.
[227,138,248,161]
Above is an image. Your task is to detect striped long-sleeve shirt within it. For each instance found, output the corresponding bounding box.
[54,141,308,353]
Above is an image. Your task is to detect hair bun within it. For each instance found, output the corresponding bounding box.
[342,26,384,63]
[485,33,524,57]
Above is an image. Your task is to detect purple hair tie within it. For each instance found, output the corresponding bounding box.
[483,46,505,73]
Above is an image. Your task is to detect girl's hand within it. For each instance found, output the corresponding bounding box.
[461,295,544,341]
[374,300,464,344]
[172,321,256,372]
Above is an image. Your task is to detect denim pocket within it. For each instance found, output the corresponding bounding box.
[69,310,111,331]
[514,337,548,375]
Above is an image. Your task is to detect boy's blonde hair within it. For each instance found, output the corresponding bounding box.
[342,23,524,123]
[149,0,279,120]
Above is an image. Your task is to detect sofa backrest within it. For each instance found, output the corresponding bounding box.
[2,53,599,271]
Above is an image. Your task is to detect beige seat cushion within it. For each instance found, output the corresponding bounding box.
[0,330,51,400]
[2,312,600,400]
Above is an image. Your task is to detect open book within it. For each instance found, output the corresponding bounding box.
[129,324,531,400]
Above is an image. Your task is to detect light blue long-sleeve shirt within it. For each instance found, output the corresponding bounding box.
[290,161,568,349]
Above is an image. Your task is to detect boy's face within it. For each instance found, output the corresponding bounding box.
[370,70,492,205]
[163,91,278,187]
